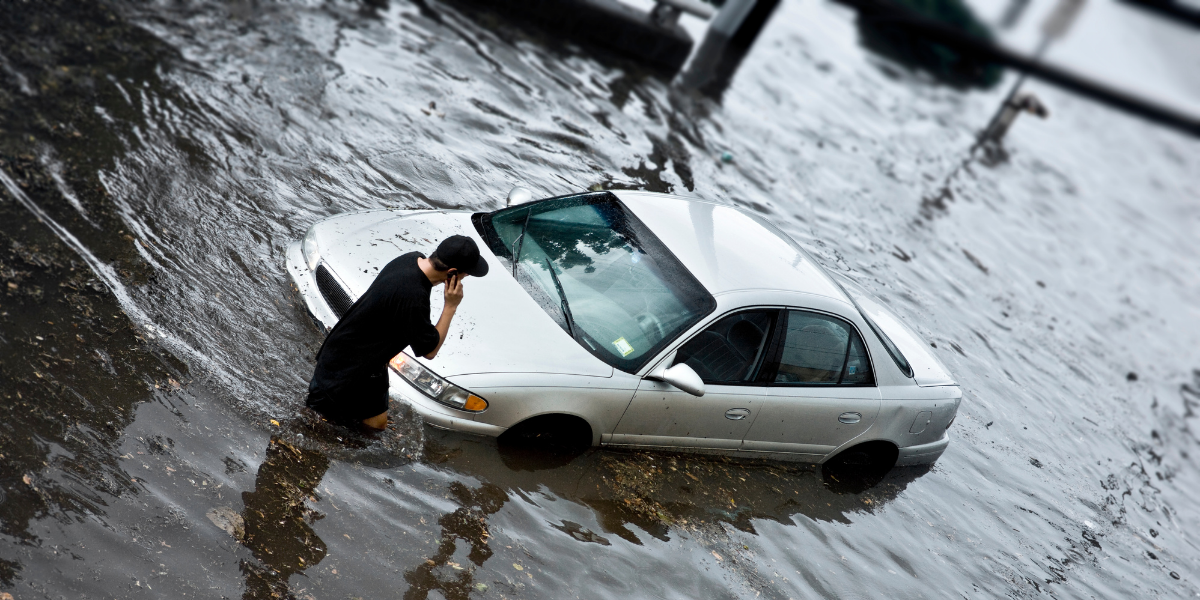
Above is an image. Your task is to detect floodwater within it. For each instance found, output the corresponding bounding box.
[1,0,1198,598]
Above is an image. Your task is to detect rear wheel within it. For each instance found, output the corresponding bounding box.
[822,441,898,494]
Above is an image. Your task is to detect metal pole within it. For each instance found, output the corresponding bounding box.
[678,0,759,90]
[979,0,1086,143]
[979,35,1050,141]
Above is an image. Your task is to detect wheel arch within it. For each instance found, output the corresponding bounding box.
[497,411,599,449]
[821,438,899,469]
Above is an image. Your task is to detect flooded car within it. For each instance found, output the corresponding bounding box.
[288,190,960,468]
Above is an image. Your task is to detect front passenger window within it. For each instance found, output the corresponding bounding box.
[673,311,775,384]
[775,311,874,385]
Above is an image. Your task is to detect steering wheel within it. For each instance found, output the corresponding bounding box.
[635,312,668,342]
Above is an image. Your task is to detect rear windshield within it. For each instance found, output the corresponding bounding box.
[474,192,715,372]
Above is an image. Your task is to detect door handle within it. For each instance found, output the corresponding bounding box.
[725,408,751,420]
[838,412,862,424]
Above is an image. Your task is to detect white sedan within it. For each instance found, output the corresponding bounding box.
[287,190,960,468]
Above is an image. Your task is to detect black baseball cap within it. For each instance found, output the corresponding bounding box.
[434,235,489,277]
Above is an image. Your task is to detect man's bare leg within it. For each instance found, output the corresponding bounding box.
[362,411,388,430]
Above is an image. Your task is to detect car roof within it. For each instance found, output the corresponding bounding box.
[612,191,850,303]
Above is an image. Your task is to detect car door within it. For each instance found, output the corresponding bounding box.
[741,309,881,458]
[609,310,778,450]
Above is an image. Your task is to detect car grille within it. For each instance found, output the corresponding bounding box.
[315,264,353,318]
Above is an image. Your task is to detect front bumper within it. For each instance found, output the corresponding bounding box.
[895,431,950,466]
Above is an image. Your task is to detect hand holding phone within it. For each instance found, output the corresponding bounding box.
[444,270,464,308]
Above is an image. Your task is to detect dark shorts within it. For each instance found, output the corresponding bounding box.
[306,371,389,425]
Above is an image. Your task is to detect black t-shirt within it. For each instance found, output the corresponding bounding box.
[309,252,441,395]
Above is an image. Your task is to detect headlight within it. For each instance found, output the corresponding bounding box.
[389,353,488,412]
[302,226,321,270]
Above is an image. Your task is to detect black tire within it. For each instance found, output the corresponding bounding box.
[822,441,898,494]
[497,414,593,454]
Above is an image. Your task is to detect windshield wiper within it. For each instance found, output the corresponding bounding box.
[544,258,576,338]
[510,208,532,277]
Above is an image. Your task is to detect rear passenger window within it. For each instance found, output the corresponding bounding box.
[674,310,775,384]
[774,311,874,386]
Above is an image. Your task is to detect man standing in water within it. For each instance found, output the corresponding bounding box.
[305,235,489,429]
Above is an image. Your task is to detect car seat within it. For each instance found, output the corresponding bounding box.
[678,317,765,383]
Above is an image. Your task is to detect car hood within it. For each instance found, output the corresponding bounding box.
[835,275,957,387]
[312,209,613,379]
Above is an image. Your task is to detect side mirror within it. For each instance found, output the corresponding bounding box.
[506,187,533,207]
[659,363,705,397]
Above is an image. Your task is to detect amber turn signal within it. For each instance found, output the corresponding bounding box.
[464,395,488,412]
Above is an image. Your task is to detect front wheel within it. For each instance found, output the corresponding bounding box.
[498,414,592,453]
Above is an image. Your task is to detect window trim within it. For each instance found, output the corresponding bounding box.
[857,309,913,379]
[825,276,915,379]
[763,308,878,388]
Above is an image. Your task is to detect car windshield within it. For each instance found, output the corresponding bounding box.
[475,192,715,372]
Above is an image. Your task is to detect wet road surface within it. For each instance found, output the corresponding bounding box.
[1,0,1198,598]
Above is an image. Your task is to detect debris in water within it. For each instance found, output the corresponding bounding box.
[206,506,245,540]
[962,249,989,274]
[421,101,445,118]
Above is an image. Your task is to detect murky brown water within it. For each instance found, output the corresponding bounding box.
[1,0,1198,598]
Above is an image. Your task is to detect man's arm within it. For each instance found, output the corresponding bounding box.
[423,273,464,359]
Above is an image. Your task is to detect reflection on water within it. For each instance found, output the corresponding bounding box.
[402,481,507,600]
[238,437,330,600]
[427,430,928,537]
